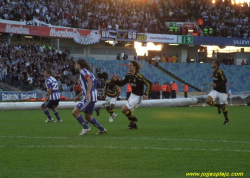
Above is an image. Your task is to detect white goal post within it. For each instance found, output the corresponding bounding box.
[0,98,199,111]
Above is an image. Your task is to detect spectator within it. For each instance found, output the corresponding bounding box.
[101,71,108,81]
[155,55,160,67]
[134,53,139,61]
[246,57,250,65]
[74,80,82,97]
[96,66,101,75]
[62,82,68,91]
[241,60,246,65]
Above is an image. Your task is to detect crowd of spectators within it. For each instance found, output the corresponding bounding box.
[0,38,77,92]
[0,0,192,34]
[196,0,250,37]
[0,0,249,36]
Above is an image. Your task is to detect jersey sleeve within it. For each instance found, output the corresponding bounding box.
[115,73,130,86]
[81,69,91,80]
[104,82,108,94]
[217,69,227,87]
[46,79,52,88]
[139,74,152,95]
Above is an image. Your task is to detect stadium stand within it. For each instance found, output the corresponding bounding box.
[195,0,250,37]
[0,39,76,92]
[0,0,249,36]
[159,62,250,93]
[82,58,196,96]
[0,0,192,34]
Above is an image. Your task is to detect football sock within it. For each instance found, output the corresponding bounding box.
[90,117,104,131]
[209,101,220,108]
[44,109,52,120]
[75,114,89,129]
[125,110,134,120]
[223,109,228,120]
[108,109,114,116]
[54,110,61,121]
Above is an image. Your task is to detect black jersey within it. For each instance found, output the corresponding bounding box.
[213,68,227,93]
[104,80,119,97]
[115,72,151,96]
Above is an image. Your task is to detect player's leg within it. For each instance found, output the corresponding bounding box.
[72,101,91,135]
[206,90,221,114]
[218,93,229,125]
[122,94,141,129]
[84,104,106,134]
[51,100,62,122]
[41,101,53,122]
[121,105,138,129]
[220,104,229,125]
[94,107,101,116]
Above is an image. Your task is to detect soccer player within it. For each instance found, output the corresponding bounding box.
[103,77,118,122]
[206,60,229,125]
[72,59,107,135]
[113,61,151,129]
[41,69,62,122]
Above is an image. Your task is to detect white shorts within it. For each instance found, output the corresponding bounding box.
[105,96,117,107]
[208,90,228,104]
[126,93,142,111]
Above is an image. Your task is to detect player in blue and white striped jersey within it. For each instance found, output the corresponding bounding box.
[41,69,62,123]
[72,59,106,135]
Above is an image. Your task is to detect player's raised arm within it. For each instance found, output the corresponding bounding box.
[114,74,130,87]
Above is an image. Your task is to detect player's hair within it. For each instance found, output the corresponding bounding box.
[76,58,90,70]
[130,61,141,73]
[213,59,220,67]
[45,69,52,75]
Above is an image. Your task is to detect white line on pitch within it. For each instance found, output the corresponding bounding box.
[0,135,249,144]
[0,145,249,153]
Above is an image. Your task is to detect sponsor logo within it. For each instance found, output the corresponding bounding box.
[5,24,29,34]
[137,34,147,40]
[50,28,73,38]
[233,40,250,45]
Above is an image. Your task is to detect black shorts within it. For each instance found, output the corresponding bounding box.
[42,100,60,109]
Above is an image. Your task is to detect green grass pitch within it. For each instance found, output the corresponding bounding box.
[0,106,249,178]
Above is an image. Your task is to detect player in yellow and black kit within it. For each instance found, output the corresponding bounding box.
[104,78,119,122]
[206,60,229,125]
[113,61,151,129]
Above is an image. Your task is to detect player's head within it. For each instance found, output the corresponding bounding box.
[212,60,220,68]
[129,61,141,73]
[76,59,90,70]
[44,69,52,78]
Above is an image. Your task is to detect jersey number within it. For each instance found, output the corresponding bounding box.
[52,82,59,90]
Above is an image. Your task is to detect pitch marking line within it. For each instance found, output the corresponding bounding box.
[0,136,249,144]
[0,145,249,153]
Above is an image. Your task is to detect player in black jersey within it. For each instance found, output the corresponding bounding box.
[206,60,229,125]
[104,78,119,122]
[113,61,151,129]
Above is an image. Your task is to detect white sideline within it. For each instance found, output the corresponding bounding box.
[0,135,249,144]
[0,144,249,153]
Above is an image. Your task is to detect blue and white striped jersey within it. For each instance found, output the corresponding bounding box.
[45,76,61,100]
[80,68,98,101]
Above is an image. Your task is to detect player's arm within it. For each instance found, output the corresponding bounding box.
[46,87,52,101]
[74,91,83,102]
[141,75,152,97]
[114,74,129,86]
[104,83,108,96]
[86,78,92,101]
[216,69,227,87]
[45,80,52,101]
[81,69,92,101]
